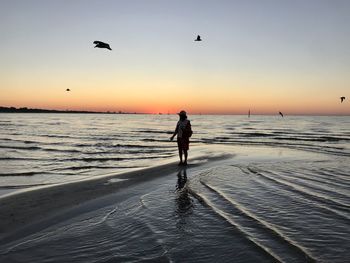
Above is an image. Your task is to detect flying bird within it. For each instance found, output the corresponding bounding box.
[279,111,284,117]
[66,89,70,92]
[93,41,112,50]
[340,96,345,103]
[195,35,202,41]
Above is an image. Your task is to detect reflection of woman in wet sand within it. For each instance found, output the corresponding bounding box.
[175,169,193,216]
[176,169,187,191]
[170,110,192,166]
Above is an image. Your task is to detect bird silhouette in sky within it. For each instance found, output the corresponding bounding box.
[93,41,112,50]
[279,111,284,117]
[66,88,70,92]
[195,35,202,41]
[340,96,345,103]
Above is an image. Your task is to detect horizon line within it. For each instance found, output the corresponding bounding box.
[1,106,349,116]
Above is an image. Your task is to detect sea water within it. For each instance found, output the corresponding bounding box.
[0,114,349,262]
[1,113,349,189]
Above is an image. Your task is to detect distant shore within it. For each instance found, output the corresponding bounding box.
[1,106,349,116]
[0,106,141,114]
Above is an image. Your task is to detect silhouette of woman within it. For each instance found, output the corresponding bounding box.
[170,110,192,166]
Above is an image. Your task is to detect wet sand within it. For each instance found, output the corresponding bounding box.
[1,145,348,262]
[0,147,232,244]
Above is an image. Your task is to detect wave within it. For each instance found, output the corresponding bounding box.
[274,136,350,142]
[74,143,172,149]
[246,167,350,220]
[0,138,64,145]
[200,139,350,157]
[0,123,27,127]
[38,134,72,138]
[224,132,350,142]
[199,180,317,262]
[0,171,38,176]
[0,145,42,150]
[0,183,50,189]
[319,169,350,182]
[65,155,173,162]
[0,145,80,153]
[85,150,174,158]
[282,169,350,193]
[0,157,53,161]
[268,168,350,200]
[0,151,175,163]
[52,165,145,171]
[188,178,316,262]
[0,171,77,177]
[133,129,172,134]
[240,132,274,137]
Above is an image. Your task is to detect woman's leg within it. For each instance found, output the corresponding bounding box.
[178,148,183,164]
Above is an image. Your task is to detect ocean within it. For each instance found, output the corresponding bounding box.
[1,113,349,189]
[0,113,349,262]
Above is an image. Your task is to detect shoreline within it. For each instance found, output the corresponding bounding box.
[0,150,233,243]
[0,144,325,244]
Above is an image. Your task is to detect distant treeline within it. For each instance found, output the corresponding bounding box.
[0,106,135,114]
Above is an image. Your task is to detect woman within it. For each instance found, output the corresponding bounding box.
[170,110,192,166]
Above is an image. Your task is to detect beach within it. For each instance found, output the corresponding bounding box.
[1,143,349,262]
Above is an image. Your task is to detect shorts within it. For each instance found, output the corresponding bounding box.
[177,137,189,151]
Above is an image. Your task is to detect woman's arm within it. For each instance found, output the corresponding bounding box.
[170,124,178,141]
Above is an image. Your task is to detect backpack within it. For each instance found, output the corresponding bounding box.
[184,121,193,138]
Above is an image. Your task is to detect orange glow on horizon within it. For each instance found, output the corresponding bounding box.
[1,69,349,115]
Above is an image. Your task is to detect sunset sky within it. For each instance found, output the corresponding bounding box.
[1,0,349,115]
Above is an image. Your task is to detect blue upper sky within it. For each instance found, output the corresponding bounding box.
[1,0,349,114]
